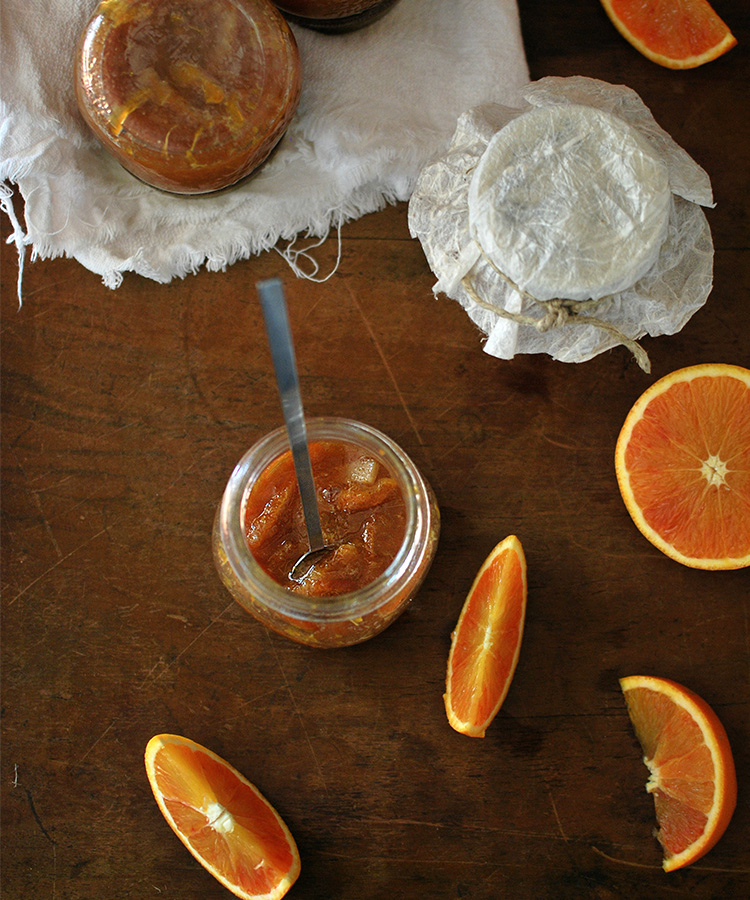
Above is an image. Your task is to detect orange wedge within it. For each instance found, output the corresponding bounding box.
[444,535,527,737]
[600,0,737,68]
[620,676,737,871]
[145,734,300,900]
[615,363,750,570]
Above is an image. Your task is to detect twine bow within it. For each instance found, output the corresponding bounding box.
[462,242,651,373]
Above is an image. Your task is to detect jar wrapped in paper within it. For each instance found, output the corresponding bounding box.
[408,77,715,371]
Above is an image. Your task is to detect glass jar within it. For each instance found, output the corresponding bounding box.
[76,0,301,194]
[213,417,439,647]
[273,0,401,33]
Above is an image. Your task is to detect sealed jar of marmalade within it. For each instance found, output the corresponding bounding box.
[75,0,301,194]
[213,418,439,647]
[273,0,400,33]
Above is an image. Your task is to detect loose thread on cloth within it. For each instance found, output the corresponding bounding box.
[275,221,343,283]
[1,182,26,307]
[462,243,652,372]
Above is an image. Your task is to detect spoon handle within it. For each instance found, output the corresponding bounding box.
[258,278,326,553]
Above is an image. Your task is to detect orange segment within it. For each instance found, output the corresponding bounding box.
[444,535,527,738]
[615,364,750,569]
[600,0,737,69]
[145,734,300,900]
[620,676,737,872]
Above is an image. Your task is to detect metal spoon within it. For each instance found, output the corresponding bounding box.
[257,278,336,581]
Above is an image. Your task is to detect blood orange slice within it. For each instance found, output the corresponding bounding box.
[620,676,737,871]
[444,535,527,737]
[615,363,750,570]
[600,0,737,69]
[145,734,300,900]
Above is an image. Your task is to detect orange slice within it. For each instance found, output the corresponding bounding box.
[444,535,527,737]
[615,363,750,570]
[145,734,300,900]
[600,0,737,69]
[620,676,737,871]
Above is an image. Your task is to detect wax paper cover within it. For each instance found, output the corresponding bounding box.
[408,77,715,369]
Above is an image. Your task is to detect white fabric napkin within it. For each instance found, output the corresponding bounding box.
[0,0,528,295]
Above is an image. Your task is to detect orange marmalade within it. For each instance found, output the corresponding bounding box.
[244,441,406,595]
[76,0,301,193]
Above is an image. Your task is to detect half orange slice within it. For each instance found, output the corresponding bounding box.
[615,363,750,569]
[600,0,737,69]
[444,535,527,737]
[620,676,737,871]
[145,734,300,900]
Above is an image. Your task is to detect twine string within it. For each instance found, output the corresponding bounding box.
[461,242,651,373]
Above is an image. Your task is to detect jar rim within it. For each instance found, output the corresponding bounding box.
[218,417,432,622]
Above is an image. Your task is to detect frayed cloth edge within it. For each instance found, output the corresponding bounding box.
[1,175,408,295]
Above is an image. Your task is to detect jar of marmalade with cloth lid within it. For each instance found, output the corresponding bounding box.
[213,418,439,647]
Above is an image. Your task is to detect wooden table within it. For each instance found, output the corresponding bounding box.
[2,2,748,897]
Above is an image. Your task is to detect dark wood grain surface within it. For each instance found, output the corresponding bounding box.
[2,2,748,897]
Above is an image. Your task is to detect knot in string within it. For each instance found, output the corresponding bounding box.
[461,241,651,373]
[538,299,571,332]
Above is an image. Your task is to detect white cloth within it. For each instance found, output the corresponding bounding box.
[0,0,528,294]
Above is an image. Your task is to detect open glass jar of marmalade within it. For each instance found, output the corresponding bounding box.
[213,418,439,647]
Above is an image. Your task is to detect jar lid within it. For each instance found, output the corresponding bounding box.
[468,104,671,302]
[75,0,301,194]
[273,0,400,32]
